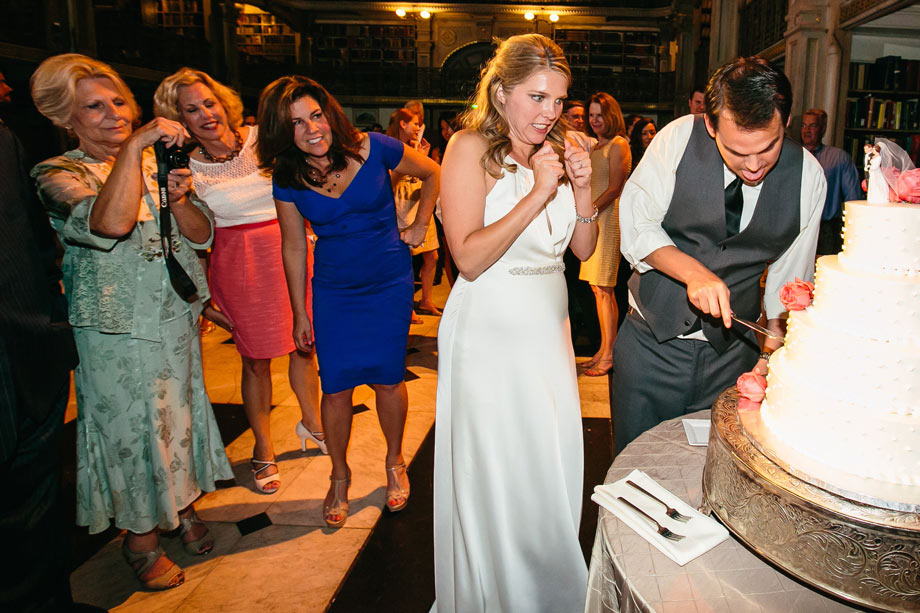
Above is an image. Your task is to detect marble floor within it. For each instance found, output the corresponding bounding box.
[66,280,611,612]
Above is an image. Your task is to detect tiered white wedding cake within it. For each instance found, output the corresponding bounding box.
[758,199,920,505]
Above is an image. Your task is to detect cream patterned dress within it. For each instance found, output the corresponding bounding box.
[579,136,630,287]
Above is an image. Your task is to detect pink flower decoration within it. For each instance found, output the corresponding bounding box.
[737,397,763,412]
[779,278,814,311]
[737,371,767,403]
[889,167,920,204]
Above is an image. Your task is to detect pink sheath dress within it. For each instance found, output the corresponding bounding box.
[192,127,311,359]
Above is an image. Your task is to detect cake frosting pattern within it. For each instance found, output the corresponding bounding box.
[760,200,920,495]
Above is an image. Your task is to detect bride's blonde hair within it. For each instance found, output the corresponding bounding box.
[461,34,572,179]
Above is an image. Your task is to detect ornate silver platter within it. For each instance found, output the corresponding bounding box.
[702,388,920,612]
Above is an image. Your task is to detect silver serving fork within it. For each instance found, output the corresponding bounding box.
[617,496,685,541]
[627,479,692,523]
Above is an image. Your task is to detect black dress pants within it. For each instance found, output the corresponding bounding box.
[609,310,759,455]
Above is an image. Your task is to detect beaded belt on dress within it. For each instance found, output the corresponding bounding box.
[508,263,565,276]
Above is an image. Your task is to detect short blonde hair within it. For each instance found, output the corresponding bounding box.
[154,67,243,131]
[30,53,140,127]
[462,34,572,179]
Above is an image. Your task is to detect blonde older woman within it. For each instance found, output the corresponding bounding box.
[155,68,326,495]
[30,54,232,591]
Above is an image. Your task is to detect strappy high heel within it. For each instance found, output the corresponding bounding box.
[295,420,328,455]
[385,463,410,513]
[178,509,214,555]
[121,541,185,591]
[251,458,280,494]
[323,472,350,529]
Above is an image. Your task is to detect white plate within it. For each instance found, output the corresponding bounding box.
[682,419,710,446]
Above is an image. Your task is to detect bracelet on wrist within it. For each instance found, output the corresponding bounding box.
[758,350,772,362]
[575,205,599,224]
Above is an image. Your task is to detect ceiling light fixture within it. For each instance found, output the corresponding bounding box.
[419,10,431,19]
[524,12,535,21]
[395,8,406,17]
[549,13,559,22]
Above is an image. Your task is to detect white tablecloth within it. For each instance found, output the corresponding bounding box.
[585,410,860,613]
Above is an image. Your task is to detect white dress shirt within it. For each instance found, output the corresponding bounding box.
[619,114,826,334]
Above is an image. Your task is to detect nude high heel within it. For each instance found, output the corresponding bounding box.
[385,463,410,512]
[295,420,328,455]
[324,472,350,529]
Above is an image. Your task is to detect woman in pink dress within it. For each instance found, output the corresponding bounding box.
[155,68,326,494]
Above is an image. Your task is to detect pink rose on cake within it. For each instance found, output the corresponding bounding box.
[737,371,767,403]
[779,278,814,311]
[890,167,920,204]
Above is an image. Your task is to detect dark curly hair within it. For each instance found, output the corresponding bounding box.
[705,56,792,131]
[256,75,364,189]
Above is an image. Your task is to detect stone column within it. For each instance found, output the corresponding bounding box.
[220,0,240,90]
[784,0,843,141]
[708,0,739,73]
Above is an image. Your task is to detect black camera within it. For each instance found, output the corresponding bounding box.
[154,140,192,170]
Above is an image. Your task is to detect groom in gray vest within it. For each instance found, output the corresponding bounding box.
[611,57,826,454]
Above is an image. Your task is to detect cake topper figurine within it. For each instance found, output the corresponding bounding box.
[864,143,885,204]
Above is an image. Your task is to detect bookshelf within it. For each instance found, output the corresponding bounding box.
[235,4,298,64]
[843,57,920,169]
[310,23,417,94]
[157,0,204,34]
[554,29,661,103]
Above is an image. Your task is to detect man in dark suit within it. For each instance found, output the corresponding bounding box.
[0,117,79,609]
[611,57,826,453]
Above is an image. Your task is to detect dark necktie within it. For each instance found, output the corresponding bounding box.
[724,176,744,237]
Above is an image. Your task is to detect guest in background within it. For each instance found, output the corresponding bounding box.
[800,107,861,255]
[688,86,706,115]
[258,76,438,528]
[154,68,327,497]
[0,70,12,104]
[404,99,425,133]
[430,111,457,164]
[629,117,657,167]
[432,111,458,286]
[387,108,441,320]
[432,33,595,611]
[563,99,588,133]
[0,117,79,611]
[31,54,232,590]
[625,113,642,137]
[613,57,825,453]
[368,122,384,133]
[580,92,631,377]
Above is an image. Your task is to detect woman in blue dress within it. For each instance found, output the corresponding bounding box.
[257,76,439,528]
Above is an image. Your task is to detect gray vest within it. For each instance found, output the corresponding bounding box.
[628,116,802,353]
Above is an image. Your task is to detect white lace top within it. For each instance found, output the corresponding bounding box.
[190,126,276,228]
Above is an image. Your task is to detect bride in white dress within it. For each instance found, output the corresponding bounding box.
[432,34,598,612]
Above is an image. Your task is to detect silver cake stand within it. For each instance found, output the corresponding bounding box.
[702,388,920,612]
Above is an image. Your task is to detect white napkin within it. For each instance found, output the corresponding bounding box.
[592,469,729,566]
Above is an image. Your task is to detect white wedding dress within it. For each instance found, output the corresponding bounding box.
[432,160,588,612]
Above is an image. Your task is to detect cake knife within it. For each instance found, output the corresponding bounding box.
[730,314,784,341]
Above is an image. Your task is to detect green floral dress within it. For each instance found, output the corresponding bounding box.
[32,149,233,535]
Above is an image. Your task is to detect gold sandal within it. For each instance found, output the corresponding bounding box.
[178,509,214,555]
[323,472,350,529]
[385,463,410,513]
[121,541,185,591]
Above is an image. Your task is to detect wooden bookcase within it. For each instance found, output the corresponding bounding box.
[554,28,661,103]
[843,57,920,169]
[156,0,204,34]
[310,23,417,94]
[235,5,298,64]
